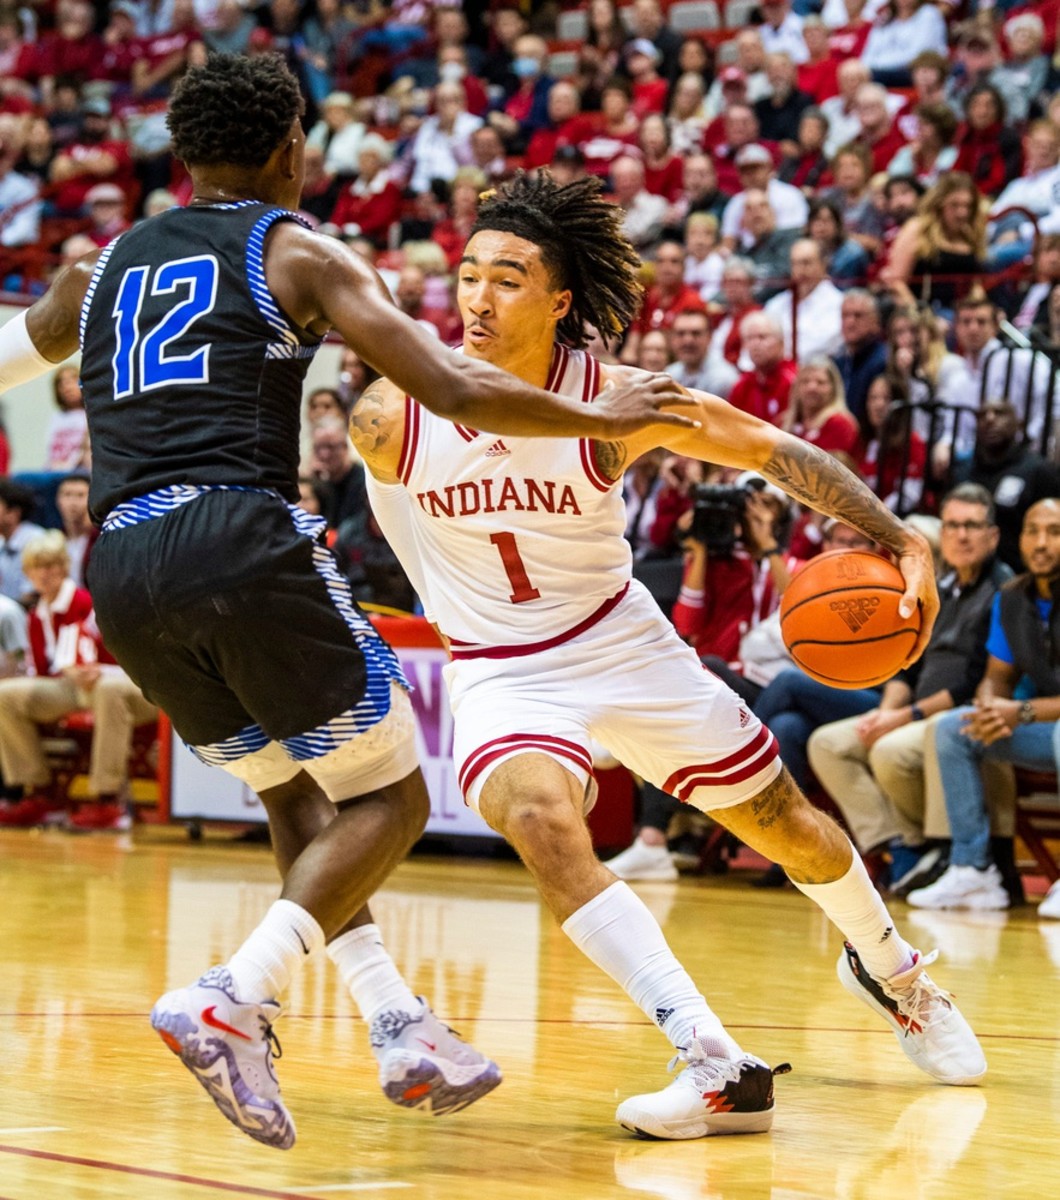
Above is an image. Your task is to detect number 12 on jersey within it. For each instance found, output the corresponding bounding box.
[490,532,541,604]
[112,255,219,397]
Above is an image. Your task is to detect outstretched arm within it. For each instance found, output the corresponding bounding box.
[617,377,939,663]
[269,225,698,442]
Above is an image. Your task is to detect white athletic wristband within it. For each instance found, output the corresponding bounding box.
[0,310,57,392]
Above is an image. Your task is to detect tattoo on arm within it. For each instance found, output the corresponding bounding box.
[762,437,906,553]
[594,439,628,481]
[348,386,393,457]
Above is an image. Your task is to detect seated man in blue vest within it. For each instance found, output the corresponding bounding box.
[909,498,1060,919]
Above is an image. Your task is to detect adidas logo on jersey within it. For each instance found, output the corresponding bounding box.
[484,440,510,457]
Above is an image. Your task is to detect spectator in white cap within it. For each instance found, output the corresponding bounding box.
[84,181,129,246]
[704,30,771,119]
[306,90,365,180]
[625,38,668,120]
[993,14,1048,126]
[721,143,809,253]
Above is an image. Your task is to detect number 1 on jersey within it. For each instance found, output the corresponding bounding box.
[490,532,540,603]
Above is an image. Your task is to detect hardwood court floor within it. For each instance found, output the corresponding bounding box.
[1,827,1058,1200]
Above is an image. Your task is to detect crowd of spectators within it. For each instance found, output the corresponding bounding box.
[1,0,1060,899]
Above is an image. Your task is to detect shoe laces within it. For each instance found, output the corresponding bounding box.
[666,1045,746,1091]
[260,1016,283,1062]
[883,950,953,1031]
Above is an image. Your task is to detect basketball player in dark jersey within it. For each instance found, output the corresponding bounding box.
[0,55,696,1151]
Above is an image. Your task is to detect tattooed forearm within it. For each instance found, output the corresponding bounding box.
[594,439,628,481]
[348,386,393,458]
[762,435,908,554]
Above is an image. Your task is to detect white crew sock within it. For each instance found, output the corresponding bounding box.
[792,850,915,981]
[326,923,419,1025]
[225,898,325,1001]
[562,881,742,1059]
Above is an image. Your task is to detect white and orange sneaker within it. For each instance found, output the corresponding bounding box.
[370,998,502,1116]
[615,1038,790,1140]
[150,966,294,1149]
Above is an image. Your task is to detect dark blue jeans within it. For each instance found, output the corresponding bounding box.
[754,669,882,790]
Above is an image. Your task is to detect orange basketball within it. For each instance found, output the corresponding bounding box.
[779,549,921,688]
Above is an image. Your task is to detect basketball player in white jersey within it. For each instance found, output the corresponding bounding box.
[350,173,986,1140]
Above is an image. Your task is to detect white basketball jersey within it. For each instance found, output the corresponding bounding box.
[377,344,632,653]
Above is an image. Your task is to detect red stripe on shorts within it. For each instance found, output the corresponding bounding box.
[459,733,594,797]
[662,725,777,795]
[667,734,780,802]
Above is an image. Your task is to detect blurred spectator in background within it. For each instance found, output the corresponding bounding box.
[56,472,96,587]
[13,119,56,190]
[707,100,763,193]
[742,188,801,302]
[854,82,907,174]
[625,38,668,121]
[721,142,809,253]
[666,72,709,157]
[637,329,671,372]
[468,124,511,186]
[755,52,813,154]
[580,78,641,177]
[765,237,845,360]
[798,16,840,104]
[638,113,683,203]
[833,289,887,421]
[894,50,952,142]
[0,131,40,251]
[404,80,481,196]
[821,143,885,264]
[310,416,366,532]
[609,153,668,254]
[336,348,378,413]
[954,84,1022,200]
[306,90,365,180]
[491,33,551,154]
[857,373,926,513]
[994,13,1048,126]
[664,306,727,394]
[883,172,986,313]
[683,212,724,299]
[84,182,130,247]
[705,31,770,118]
[778,107,830,193]
[728,310,797,425]
[578,0,628,109]
[821,59,873,158]
[622,448,667,564]
[325,133,401,247]
[674,152,728,229]
[629,0,682,82]
[808,197,870,284]
[0,480,45,605]
[705,256,761,392]
[1015,233,1060,331]
[887,102,959,188]
[864,0,947,87]
[622,237,706,364]
[204,0,257,56]
[953,401,1060,572]
[45,365,88,472]
[524,81,596,171]
[759,0,808,65]
[48,95,134,217]
[431,165,485,270]
[782,357,861,455]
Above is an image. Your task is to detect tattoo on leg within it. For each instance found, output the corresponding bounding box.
[750,773,793,830]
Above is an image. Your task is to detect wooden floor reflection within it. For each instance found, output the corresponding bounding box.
[2,826,1058,1199]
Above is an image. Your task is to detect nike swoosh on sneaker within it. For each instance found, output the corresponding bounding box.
[295,930,309,955]
[201,1005,253,1041]
[416,1038,437,1051]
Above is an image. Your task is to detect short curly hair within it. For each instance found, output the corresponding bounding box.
[470,172,643,348]
[167,53,305,169]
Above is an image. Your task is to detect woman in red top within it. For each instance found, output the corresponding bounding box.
[638,114,684,203]
[431,166,486,270]
[857,372,926,514]
[782,358,861,456]
[326,134,402,249]
[954,84,1023,200]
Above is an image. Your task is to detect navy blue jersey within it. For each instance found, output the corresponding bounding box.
[78,201,322,521]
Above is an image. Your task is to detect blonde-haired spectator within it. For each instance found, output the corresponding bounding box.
[782,357,860,456]
[0,531,158,830]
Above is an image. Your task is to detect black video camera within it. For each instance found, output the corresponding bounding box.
[691,477,774,556]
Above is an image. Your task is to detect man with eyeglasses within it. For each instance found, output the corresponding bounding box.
[809,483,1014,895]
[909,498,1060,918]
[663,309,731,397]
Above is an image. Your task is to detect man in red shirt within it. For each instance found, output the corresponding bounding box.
[523,81,598,170]
[728,311,798,425]
[622,239,708,364]
[854,82,907,175]
[48,96,135,215]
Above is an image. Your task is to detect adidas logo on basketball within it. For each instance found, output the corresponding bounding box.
[485,440,510,457]
[829,595,879,633]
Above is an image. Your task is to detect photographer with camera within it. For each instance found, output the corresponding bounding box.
[672,472,800,667]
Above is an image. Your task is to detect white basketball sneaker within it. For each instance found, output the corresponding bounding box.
[906,863,1009,911]
[150,966,294,1150]
[605,838,679,881]
[1038,879,1060,920]
[615,1036,790,1140]
[370,998,502,1115]
[837,942,986,1086]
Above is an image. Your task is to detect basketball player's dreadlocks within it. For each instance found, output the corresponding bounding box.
[471,172,643,349]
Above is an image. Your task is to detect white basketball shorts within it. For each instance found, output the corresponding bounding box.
[444,580,781,814]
